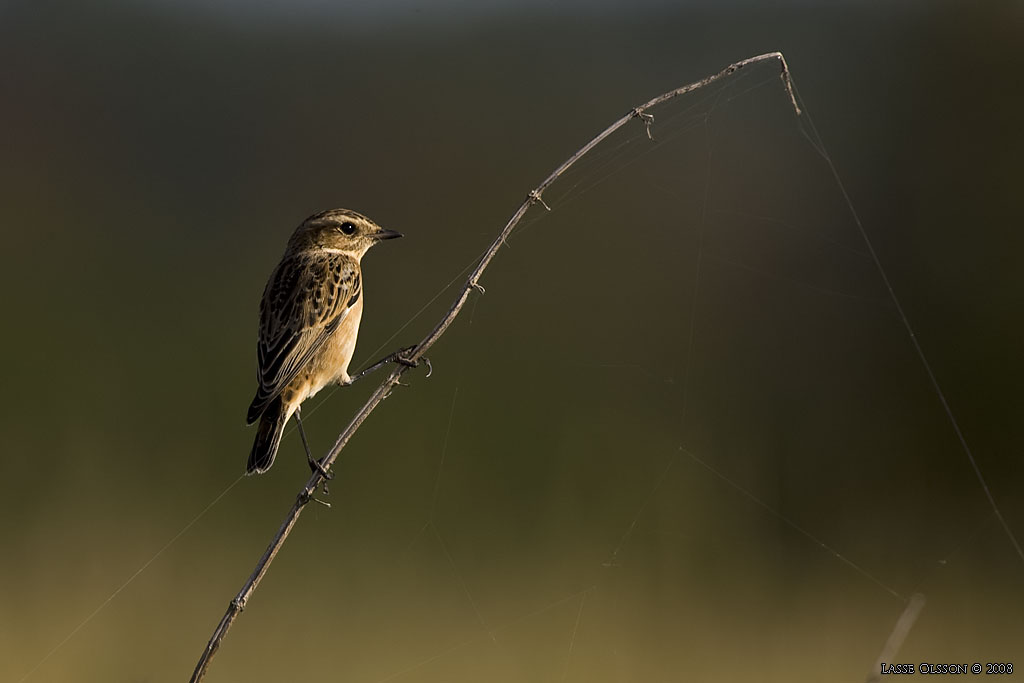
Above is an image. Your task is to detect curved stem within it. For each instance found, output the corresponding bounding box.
[188,51,799,683]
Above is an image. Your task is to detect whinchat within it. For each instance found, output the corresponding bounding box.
[246,208,402,475]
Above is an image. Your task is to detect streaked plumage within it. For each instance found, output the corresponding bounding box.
[246,208,401,474]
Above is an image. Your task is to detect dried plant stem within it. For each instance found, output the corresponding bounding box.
[188,51,800,683]
[867,594,927,683]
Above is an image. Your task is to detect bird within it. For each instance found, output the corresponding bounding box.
[246,208,403,475]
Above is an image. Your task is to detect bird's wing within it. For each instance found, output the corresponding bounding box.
[247,251,361,423]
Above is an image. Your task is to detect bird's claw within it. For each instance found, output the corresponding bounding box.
[396,347,431,378]
[307,457,335,496]
[299,489,332,508]
[393,344,416,365]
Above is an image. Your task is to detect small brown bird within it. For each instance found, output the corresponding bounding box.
[246,208,402,475]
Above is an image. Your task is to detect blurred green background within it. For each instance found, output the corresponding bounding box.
[1,1,1021,681]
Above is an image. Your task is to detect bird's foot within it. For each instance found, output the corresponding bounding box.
[394,345,418,367]
[396,348,432,378]
[307,456,334,494]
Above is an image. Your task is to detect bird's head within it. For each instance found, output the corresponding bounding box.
[287,208,402,258]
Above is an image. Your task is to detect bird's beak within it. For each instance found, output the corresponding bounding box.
[375,228,404,241]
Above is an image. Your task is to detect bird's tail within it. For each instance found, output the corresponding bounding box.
[248,396,286,475]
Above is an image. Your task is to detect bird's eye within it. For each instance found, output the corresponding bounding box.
[340,222,357,235]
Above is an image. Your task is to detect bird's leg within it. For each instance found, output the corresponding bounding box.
[348,345,432,384]
[294,407,333,492]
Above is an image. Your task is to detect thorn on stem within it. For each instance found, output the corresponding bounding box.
[632,107,654,140]
[300,487,332,507]
[472,282,486,295]
[528,190,551,211]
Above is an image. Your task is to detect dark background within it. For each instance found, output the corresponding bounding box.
[1,1,1021,681]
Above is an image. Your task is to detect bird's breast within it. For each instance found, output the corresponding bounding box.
[287,295,364,407]
[319,295,364,386]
